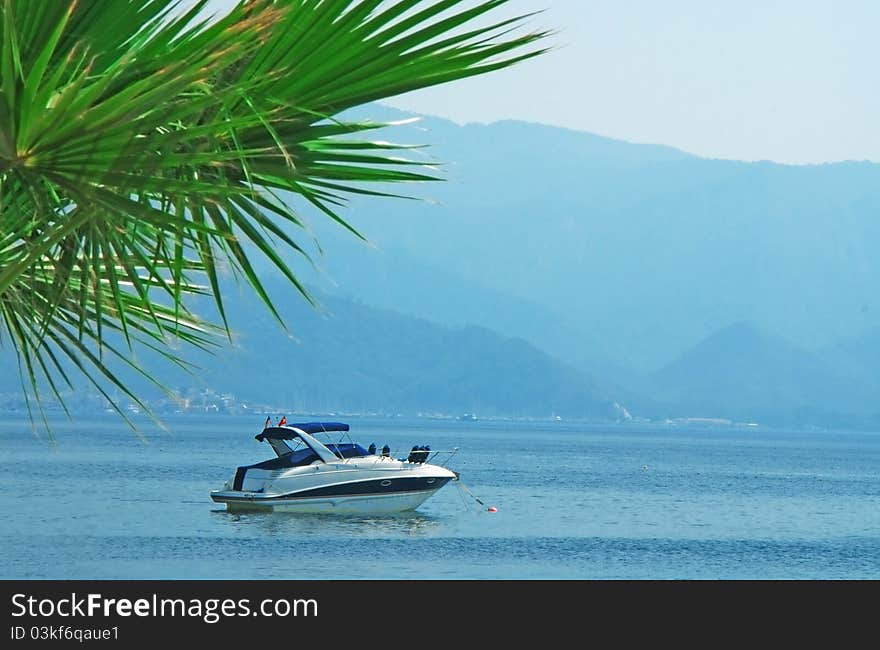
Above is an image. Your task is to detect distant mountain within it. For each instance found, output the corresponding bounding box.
[647,322,878,426]
[307,242,617,376]
[280,105,880,383]
[819,328,880,389]
[164,282,626,420]
[0,285,627,420]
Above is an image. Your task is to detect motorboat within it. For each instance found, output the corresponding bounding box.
[210,421,459,514]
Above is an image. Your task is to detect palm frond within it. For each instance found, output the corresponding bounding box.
[0,0,550,437]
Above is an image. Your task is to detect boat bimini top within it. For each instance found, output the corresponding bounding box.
[253,422,366,464]
[255,422,351,441]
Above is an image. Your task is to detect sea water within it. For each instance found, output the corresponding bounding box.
[1,414,879,579]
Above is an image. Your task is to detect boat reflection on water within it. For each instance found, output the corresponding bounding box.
[213,508,444,538]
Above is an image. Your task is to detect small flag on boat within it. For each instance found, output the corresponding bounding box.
[263,416,271,430]
[278,416,287,426]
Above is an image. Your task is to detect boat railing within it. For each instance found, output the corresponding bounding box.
[358,447,458,467]
[424,447,459,467]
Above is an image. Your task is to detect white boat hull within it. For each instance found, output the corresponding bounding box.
[213,487,444,514]
[211,457,457,514]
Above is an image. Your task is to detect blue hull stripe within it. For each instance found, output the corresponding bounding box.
[214,476,452,502]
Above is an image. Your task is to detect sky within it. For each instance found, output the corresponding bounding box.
[204,0,879,165]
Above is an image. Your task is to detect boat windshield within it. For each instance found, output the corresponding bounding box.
[248,443,370,471]
[290,442,370,465]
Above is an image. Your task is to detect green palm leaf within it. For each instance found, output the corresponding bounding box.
[0,0,549,438]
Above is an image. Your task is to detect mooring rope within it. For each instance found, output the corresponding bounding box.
[456,478,485,507]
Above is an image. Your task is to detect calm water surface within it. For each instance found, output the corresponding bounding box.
[2,414,879,579]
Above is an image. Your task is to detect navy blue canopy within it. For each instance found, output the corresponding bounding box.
[255,422,350,441]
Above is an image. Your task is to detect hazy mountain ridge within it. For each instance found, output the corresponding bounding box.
[300,107,880,373]
[0,281,624,420]
[285,105,880,426]
[173,282,625,419]
[645,322,879,426]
